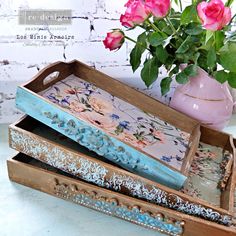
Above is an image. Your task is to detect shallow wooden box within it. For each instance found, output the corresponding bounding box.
[15,60,201,189]
[7,153,236,236]
[8,115,236,228]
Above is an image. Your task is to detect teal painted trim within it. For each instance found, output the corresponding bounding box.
[16,87,187,189]
[54,179,184,236]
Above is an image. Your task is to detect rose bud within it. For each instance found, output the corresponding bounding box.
[103,30,125,51]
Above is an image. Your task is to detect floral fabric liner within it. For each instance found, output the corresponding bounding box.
[181,142,230,207]
[40,75,190,170]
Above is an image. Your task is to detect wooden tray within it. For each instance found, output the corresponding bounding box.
[15,60,200,190]
[7,153,236,236]
[9,115,236,226]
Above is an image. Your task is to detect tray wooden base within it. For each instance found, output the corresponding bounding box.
[7,153,236,236]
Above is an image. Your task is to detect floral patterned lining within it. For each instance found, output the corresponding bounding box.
[40,75,190,170]
[181,142,230,207]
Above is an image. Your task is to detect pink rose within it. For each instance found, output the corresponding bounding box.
[81,112,116,132]
[69,101,87,113]
[136,139,150,149]
[103,30,124,51]
[118,130,138,146]
[118,130,152,149]
[125,0,136,8]
[120,14,135,28]
[120,0,149,28]
[145,0,170,18]
[197,0,231,31]
[152,130,165,144]
[88,95,113,114]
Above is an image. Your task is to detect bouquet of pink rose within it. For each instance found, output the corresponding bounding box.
[103,0,236,95]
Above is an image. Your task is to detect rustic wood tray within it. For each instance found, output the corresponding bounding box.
[7,152,236,236]
[9,115,236,226]
[15,60,200,189]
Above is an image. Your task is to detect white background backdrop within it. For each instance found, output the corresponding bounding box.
[0,0,235,123]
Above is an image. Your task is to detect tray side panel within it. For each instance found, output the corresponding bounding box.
[222,137,236,213]
[200,126,236,214]
[7,155,236,236]
[7,157,184,236]
[221,177,235,213]
[181,125,201,175]
[15,86,186,189]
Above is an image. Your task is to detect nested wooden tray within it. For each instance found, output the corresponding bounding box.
[9,115,236,226]
[7,153,236,236]
[15,60,200,189]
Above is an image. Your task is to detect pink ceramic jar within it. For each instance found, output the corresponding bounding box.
[170,67,234,130]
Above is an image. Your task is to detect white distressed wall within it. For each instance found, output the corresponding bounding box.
[0,0,235,123]
[0,0,179,123]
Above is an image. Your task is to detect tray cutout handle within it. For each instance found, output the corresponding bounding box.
[24,61,75,92]
[43,71,60,86]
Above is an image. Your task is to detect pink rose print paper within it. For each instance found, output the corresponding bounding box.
[40,75,191,171]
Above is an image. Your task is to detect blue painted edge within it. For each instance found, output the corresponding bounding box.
[16,87,187,189]
[54,181,183,236]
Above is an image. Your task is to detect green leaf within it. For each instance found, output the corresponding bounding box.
[181,5,198,24]
[162,26,173,35]
[160,77,172,96]
[176,36,191,53]
[205,30,214,45]
[215,31,224,51]
[130,45,143,72]
[183,64,198,77]
[176,64,197,84]
[176,72,189,84]
[154,19,172,34]
[214,70,228,84]
[155,20,167,30]
[137,32,147,46]
[207,47,216,69]
[228,72,236,88]
[129,32,146,72]
[176,48,198,64]
[226,0,234,7]
[164,57,175,71]
[171,19,181,29]
[163,36,172,48]
[141,57,159,87]
[172,0,179,6]
[169,65,179,77]
[219,42,236,73]
[185,22,203,35]
[148,32,166,47]
[197,49,208,71]
[156,46,168,64]
[193,52,200,64]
